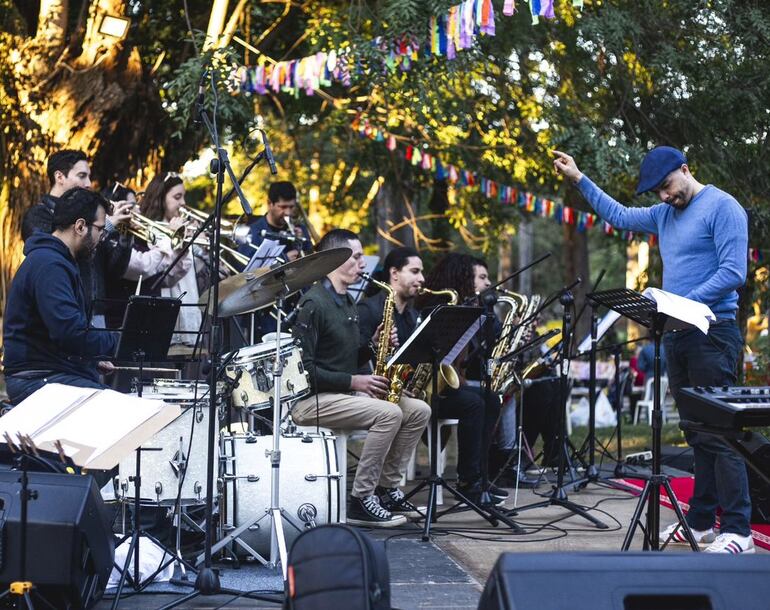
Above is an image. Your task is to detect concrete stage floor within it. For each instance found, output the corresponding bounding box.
[96,463,762,609]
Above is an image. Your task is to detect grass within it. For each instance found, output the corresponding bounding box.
[570,422,687,454]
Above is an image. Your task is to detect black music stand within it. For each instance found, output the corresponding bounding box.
[588,288,699,551]
[398,306,523,540]
[110,296,186,608]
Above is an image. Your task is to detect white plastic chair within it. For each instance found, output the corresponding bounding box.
[633,376,670,425]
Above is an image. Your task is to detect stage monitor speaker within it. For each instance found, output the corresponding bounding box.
[0,471,115,609]
[478,552,770,610]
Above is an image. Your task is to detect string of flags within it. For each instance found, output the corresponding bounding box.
[351,114,659,246]
[237,1,579,97]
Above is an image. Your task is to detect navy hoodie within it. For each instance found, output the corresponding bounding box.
[2,232,118,381]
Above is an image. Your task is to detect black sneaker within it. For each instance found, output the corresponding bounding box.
[376,486,424,518]
[487,483,509,502]
[456,480,504,507]
[347,495,407,528]
[494,468,540,489]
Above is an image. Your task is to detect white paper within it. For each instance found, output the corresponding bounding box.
[244,238,285,272]
[0,384,181,469]
[643,287,716,334]
[576,309,622,354]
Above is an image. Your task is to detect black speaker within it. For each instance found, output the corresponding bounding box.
[0,471,115,609]
[478,552,770,610]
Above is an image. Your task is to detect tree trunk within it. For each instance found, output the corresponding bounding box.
[517,216,534,295]
[562,223,590,342]
[0,0,177,313]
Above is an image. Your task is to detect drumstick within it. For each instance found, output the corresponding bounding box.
[112,366,181,374]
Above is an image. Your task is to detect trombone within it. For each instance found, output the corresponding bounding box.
[122,209,249,274]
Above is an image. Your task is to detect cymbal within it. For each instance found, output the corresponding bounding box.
[215,247,352,317]
[198,267,269,310]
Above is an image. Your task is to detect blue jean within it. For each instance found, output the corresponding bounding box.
[663,321,752,536]
[5,373,106,405]
[436,385,500,483]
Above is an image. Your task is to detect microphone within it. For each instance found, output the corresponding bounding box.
[260,229,305,244]
[260,129,278,175]
[194,68,208,126]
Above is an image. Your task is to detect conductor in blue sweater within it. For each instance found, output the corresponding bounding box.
[3,188,118,404]
[554,146,752,554]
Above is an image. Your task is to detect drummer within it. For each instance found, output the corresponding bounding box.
[291,229,431,527]
[236,181,312,343]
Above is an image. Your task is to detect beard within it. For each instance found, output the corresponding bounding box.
[76,232,98,262]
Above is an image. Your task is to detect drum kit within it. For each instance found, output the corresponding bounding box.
[109,248,351,576]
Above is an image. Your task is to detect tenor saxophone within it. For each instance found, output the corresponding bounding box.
[361,273,403,403]
[404,287,460,402]
[490,290,540,395]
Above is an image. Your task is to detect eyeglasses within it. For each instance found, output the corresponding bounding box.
[90,223,108,241]
[163,172,181,183]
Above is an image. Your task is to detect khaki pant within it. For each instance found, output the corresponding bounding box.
[292,392,431,498]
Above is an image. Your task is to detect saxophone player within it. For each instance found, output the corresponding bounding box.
[357,247,424,363]
[291,231,431,527]
[414,253,509,506]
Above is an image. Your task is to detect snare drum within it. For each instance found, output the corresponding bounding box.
[223,339,309,411]
[116,380,217,505]
[220,431,340,558]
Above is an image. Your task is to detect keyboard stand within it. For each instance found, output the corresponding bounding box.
[679,420,770,487]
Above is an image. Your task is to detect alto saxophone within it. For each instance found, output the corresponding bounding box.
[361,272,403,403]
[490,290,541,396]
[404,287,460,402]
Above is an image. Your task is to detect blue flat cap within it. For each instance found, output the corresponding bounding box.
[635,146,687,195]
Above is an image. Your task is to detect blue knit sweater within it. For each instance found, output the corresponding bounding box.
[577,177,748,319]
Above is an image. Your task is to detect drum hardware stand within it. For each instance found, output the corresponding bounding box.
[508,286,609,529]
[157,70,284,610]
[197,288,303,577]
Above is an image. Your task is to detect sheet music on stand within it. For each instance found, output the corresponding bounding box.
[244,239,286,272]
[386,305,482,369]
[587,287,715,334]
[577,309,621,355]
[347,255,380,303]
[0,384,181,470]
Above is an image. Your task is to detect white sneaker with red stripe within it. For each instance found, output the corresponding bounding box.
[659,522,716,547]
[704,533,755,554]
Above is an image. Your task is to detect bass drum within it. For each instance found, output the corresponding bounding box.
[221,430,340,558]
[116,379,217,505]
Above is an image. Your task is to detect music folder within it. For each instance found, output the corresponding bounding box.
[387,305,483,369]
[0,384,180,470]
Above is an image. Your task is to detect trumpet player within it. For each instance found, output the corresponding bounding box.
[21,149,133,331]
[238,181,312,262]
[134,172,202,350]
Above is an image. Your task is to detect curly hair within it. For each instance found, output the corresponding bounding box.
[415,252,478,310]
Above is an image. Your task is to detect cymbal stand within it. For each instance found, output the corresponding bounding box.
[198,286,303,578]
[157,70,282,609]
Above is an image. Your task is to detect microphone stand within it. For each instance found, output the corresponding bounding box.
[158,71,281,610]
[507,286,609,529]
